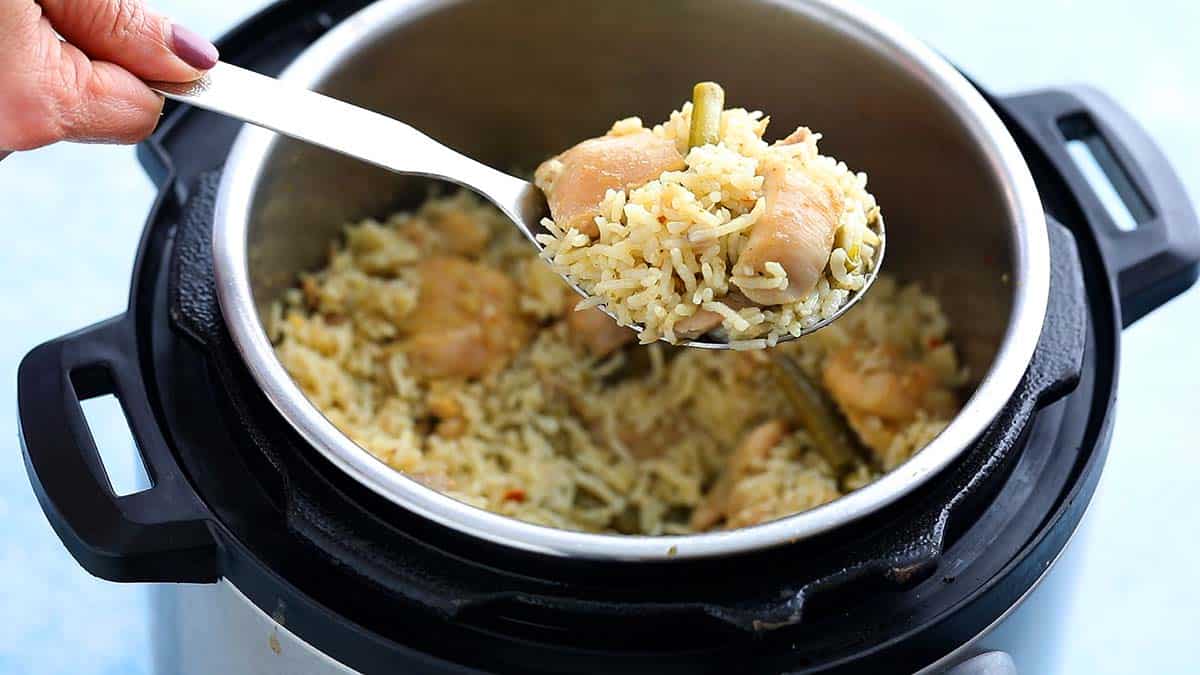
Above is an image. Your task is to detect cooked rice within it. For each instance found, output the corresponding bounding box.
[535,104,882,345]
[272,193,961,535]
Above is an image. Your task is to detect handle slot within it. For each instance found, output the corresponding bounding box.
[1002,86,1200,326]
[1059,113,1152,232]
[74,371,154,497]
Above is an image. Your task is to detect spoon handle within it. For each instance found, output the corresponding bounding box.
[149,62,526,202]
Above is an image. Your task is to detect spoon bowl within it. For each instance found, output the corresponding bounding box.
[152,62,882,349]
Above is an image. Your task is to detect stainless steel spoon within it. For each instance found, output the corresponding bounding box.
[152,62,882,349]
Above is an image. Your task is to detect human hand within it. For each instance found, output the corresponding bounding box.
[0,0,218,158]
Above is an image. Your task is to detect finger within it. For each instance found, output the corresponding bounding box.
[0,36,163,149]
[63,58,165,144]
[0,4,164,150]
[37,0,217,83]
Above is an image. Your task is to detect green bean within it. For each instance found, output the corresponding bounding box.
[688,82,725,149]
[769,352,865,478]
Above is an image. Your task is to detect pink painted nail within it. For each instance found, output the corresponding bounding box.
[171,23,219,70]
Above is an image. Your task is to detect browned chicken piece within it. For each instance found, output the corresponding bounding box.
[690,419,788,530]
[822,343,956,462]
[690,488,726,532]
[727,418,788,476]
[434,208,490,256]
[822,343,955,422]
[734,156,843,305]
[537,130,685,237]
[672,291,753,338]
[566,300,635,358]
[839,409,896,460]
[402,256,532,379]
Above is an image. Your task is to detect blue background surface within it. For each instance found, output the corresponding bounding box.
[2,2,1197,673]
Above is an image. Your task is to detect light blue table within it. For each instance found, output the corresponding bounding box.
[2,2,1197,673]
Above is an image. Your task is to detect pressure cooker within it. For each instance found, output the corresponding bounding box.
[18,0,1200,672]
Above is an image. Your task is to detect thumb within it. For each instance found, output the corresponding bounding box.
[38,0,218,83]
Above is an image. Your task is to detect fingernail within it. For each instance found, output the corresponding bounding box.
[171,23,219,70]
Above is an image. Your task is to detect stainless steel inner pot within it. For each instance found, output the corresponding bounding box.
[213,0,1049,560]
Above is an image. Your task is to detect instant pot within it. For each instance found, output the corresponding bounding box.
[18,1,1200,673]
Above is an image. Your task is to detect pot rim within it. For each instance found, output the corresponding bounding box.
[212,0,1049,561]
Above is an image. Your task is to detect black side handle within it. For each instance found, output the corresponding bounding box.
[18,316,219,583]
[1002,86,1200,327]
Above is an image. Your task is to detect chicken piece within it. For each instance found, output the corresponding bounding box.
[733,157,842,305]
[690,419,788,530]
[672,291,753,339]
[404,325,489,380]
[402,256,531,379]
[840,408,898,460]
[536,130,685,237]
[434,208,490,256]
[567,301,635,358]
[690,488,725,532]
[775,126,815,148]
[672,309,723,340]
[822,343,956,463]
[822,343,954,422]
[727,419,788,476]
